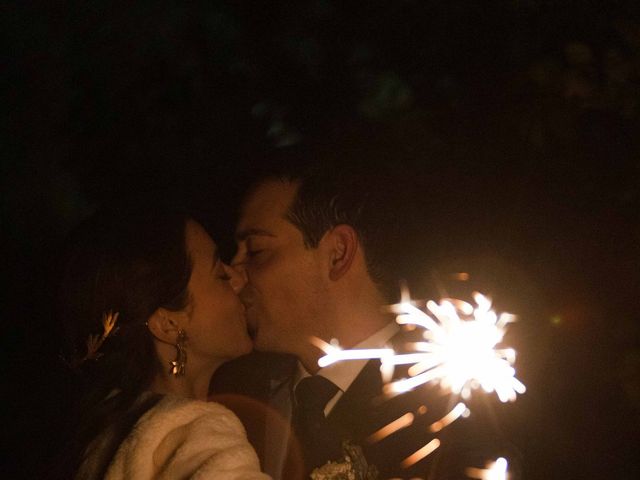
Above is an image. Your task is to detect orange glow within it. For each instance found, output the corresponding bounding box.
[466,457,509,479]
[429,402,467,432]
[310,336,334,352]
[366,412,415,443]
[313,290,525,467]
[318,347,394,368]
[384,292,526,403]
[451,272,470,281]
[400,438,441,468]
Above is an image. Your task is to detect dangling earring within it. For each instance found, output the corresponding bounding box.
[170,329,187,377]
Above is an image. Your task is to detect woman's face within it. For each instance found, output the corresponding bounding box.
[182,220,252,361]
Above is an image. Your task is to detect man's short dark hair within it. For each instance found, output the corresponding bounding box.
[249,126,413,301]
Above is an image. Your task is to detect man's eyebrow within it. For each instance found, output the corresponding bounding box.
[235,228,276,241]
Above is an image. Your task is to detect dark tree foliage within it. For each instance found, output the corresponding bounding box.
[3,1,639,479]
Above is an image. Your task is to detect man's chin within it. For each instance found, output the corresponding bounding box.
[245,314,260,339]
[251,335,269,351]
[251,333,286,355]
[246,324,257,340]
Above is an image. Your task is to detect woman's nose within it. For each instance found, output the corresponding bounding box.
[225,263,247,294]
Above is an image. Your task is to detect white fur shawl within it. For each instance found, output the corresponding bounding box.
[79,395,271,480]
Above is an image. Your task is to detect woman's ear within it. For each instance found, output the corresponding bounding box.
[325,224,359,281]
[147,308,186,344]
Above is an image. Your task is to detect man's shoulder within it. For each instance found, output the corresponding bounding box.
[330,356,520,479]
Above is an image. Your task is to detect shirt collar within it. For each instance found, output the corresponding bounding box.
[296,321,399,393]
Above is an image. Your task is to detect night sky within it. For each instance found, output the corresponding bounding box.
[3,1,640,478]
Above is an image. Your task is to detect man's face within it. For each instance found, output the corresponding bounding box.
[232,180,327,354]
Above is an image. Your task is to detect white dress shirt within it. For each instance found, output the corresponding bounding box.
[263,321,399,478]
[296,320,400,415]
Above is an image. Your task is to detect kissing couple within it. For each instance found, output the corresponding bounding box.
[57,140,511,479]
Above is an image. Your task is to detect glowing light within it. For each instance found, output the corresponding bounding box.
[452,272,470,281]
[318,348,395,368]
[385,292,526,403]
[429,402,467,432]
[466,457,509,480]
[401,438,441,468]
[317,292,525,403]
[313,290,525,473]
[366,412,415,443]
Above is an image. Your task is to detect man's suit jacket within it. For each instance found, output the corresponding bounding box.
[211,350,521,479]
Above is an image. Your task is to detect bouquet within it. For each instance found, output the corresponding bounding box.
[310,441,378,480]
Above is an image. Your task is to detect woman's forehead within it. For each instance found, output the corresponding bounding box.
[186,220,217,257]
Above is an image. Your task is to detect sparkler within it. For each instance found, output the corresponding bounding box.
[386,291,526,403]
[318,290,526,403]
[315,288,525,475]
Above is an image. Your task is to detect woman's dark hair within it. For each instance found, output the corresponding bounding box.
[54,204,193,478]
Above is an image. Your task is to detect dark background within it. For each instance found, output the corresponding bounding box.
[3,1,639,478]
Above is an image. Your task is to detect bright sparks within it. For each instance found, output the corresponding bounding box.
[366,412,415,443]
[429,402,467,432]
[466,457,509,480]
[317,347,395,368]
[386,291,526,403]
[316,292,525,403]
[400,438,441,469]
[315,290,524,474]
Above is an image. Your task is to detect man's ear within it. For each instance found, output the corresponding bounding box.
[325,224,359,281]
[147,308,187,344]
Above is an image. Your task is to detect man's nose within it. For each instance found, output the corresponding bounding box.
[226,262,247,294]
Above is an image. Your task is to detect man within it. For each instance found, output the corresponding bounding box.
[212,139,518,479]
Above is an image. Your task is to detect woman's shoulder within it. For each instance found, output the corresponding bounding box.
[140,395,245,436]
[105,395,270,479]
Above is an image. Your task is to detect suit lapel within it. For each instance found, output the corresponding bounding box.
[327,327,418,433]
[327,359,385,439]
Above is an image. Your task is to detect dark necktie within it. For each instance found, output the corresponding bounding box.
[292,375,341,473]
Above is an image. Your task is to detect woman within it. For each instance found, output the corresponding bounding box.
[56,205,270,479]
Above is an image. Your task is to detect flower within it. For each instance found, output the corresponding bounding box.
[101,311,119,337]
[310,441,378,480]
[64,311,120,368]
[84,312,119,360]
[85,333,103,361]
